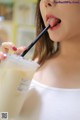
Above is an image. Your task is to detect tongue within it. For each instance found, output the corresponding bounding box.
[48,18,60,28]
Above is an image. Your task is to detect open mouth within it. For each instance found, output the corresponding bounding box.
[53,19,61,27]
[49,18,61,28]
[46,15,61,29]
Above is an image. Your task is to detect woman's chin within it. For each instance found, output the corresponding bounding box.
[49,34,63,42]
[49,33,67,42]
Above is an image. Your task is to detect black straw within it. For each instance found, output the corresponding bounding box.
[21,24,50,57]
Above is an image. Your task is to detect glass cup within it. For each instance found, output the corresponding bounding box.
[0,54,39,119]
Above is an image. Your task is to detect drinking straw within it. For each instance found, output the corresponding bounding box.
[21,24,50,57]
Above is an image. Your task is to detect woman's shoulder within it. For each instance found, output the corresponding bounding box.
[32,57,61,84]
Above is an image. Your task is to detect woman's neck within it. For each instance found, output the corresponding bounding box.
[60,36,80,60]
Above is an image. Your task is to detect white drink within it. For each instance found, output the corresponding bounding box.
[0,55,39,119]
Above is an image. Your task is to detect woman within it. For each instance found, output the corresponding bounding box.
[0,0,80,120]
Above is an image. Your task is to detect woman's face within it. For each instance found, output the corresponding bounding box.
[39,0,80,42]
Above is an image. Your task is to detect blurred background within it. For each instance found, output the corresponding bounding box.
[0,0,37,58]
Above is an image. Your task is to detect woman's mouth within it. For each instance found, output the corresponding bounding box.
[46,15,61,30]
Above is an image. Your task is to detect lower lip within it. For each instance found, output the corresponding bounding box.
[50,22,61,31]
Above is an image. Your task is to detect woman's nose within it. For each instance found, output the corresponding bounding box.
[44,0,54,7]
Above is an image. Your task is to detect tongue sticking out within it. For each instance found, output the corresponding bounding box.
[48,18,61,28]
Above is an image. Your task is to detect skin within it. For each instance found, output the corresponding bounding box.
[0,1,80,117]
[0,0,80,88]
[33,0,80,88]
[0,42,26,61]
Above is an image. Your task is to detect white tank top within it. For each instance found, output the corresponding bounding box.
[30,80,80,120]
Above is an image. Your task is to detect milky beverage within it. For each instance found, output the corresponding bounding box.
[0,54,39,119]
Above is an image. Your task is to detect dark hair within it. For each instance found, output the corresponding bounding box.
[32,0,60,65]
